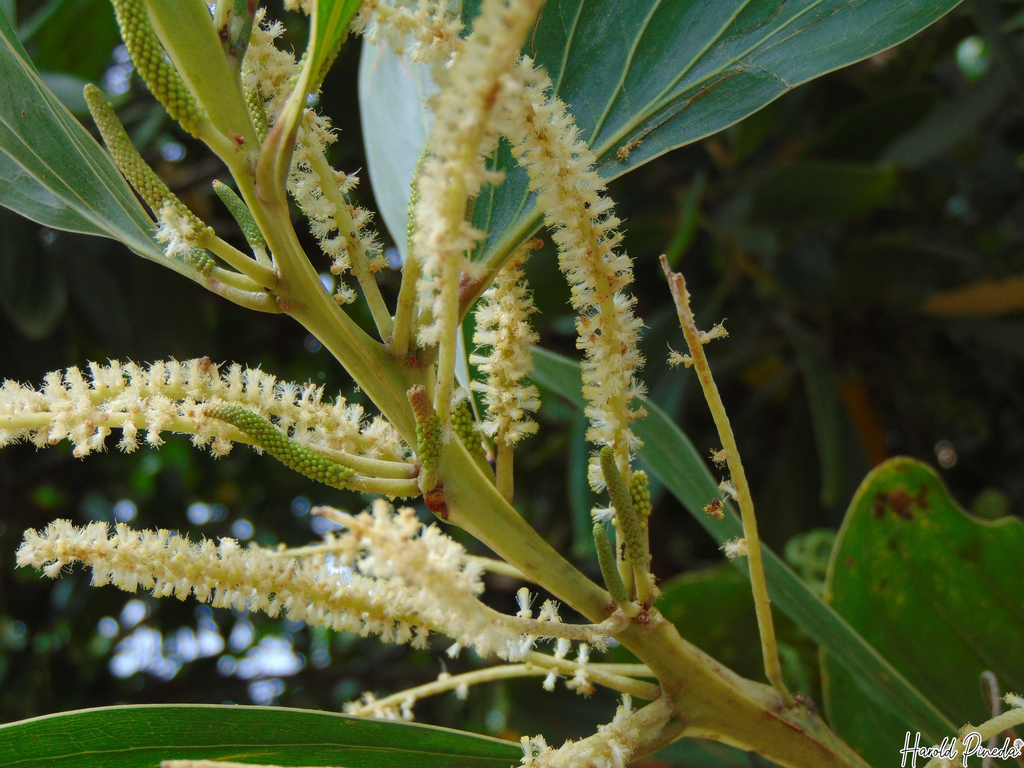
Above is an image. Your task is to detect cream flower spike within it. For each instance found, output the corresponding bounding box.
[242,11,386,308]
[0,358,407,464]
[496,57,646,480]
[411,0,541,430]
[521,696,674,768]
[354,0,465,71]
[17,502,519,659]
[471,240,541,447]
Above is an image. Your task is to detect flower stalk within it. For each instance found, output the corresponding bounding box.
[661,255,794,709]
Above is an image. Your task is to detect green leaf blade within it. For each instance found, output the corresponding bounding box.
[0,704,521,768]
[466,0,961,267]
[823,457,1024,766]
[0,8,178,271]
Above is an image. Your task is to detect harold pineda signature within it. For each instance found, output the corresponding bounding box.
[902,731,1024,767]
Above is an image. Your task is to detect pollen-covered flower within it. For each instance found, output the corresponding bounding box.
[520,694,663,768]
[16,501,528,659]
[242,11,384,303]
[496,58,646,478]
[471,244,541,445]
[412,0,541,354]
[0,358,407,463]
[155,200,201,258]
[354,0,464,71]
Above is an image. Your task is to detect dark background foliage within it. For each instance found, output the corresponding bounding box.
[1,0,1021,764]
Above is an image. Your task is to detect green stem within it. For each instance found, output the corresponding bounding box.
[389,252,422,359]
[495,440,514,502]
[204,264,263,293]
[346,475,420,498]
[210,282,280,313]
[306,446,417,479]
[440,438,869,768]
[223,151,422,442]
[662,256,793,708]
[201,233,278,289]
[307,148,394,341]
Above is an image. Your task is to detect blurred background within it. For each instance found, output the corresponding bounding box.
[1,1,1022,765]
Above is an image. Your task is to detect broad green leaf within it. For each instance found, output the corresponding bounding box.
[528,347,956,746]
[655,563,818,697]
[359,38,435,259]
[0,704,521,768]
[39,71,92,116]
[309,0,364,90]
[466,0,960,267]
[0,9,181,272]
[822,457,1024,767]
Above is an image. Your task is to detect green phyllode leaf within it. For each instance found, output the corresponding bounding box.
[823,457,1024,768]
[308,0,364,92]
[465,0,961,267]
[527,347,956,748]
[0,703,520,768]
[0,7,182,272]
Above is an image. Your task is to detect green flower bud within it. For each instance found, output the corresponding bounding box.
[184,248,216,277]
[109,0,205,137]
[408,385,441,492]
[213,180,267,253]
[245,83,269,143]
[207,404,354,490]
[84,84,211,241]
[451,401,484,459]
[599,447,645,566]
[593,522,630,608]
[630,469,652,523]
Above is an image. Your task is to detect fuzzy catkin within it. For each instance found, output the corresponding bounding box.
[470,245,541,446]
[495,58,646,477]
[16,502,529,660]
[0,359,408,462]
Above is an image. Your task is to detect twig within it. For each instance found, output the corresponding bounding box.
[307,150,394,341]
[202,233,279,289]
[496,441,514,502]
[661,255,794,708]
[389,252,422,359]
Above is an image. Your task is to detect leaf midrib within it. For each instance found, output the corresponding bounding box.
[587,0,830,160]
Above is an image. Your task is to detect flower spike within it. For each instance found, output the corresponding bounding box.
[109,0,205,137]
[206,403,354,490]
[408,384,442,493]
[593,522,639,617]
[84,85,212,244]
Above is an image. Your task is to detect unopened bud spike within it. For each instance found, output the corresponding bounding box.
[213,180,267,253]
[451,401,485,460]
[408,385,441,493]
[599,447,644,566]
[593,522,638,617]
[109,0,205,137]
[207,404,353,490]
[85,84,213,258]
